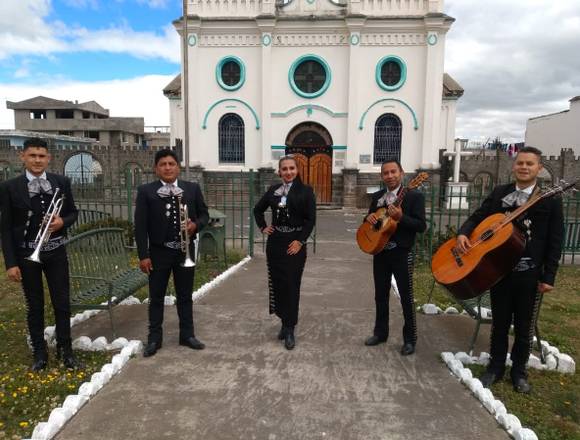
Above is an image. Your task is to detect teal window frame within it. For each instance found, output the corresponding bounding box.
[216,56,246,92]
[376,55,407,92]
[289,54,332,99]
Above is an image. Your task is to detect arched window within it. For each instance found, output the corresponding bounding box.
[64,153,104,198]
[218,113,245,164]
[373,113,402,164]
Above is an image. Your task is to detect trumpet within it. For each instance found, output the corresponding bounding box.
[178,196,197,267]
[27,188,64,264]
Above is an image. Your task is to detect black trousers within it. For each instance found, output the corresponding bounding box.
[488,269,541,379]
[147,246,195,343]
[372,247,417,345]
[266,231,306,328]
[18,247,72,355]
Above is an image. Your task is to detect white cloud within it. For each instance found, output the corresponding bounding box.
[137,0,171,8]
[0,1,179,62]
[62,0,99,9]
[0,74,175,129]
[445,0,580,142]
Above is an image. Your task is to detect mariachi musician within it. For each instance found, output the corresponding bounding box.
[363,159,426,355]
[135,149,209,357]
[455,146,564,393]
[0,137,79,370]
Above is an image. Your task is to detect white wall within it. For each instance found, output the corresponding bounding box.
[526,100,580,155]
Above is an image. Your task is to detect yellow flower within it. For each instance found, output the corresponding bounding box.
[12,392,17,398]
[19,421,29,427]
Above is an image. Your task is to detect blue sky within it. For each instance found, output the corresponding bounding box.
[1,0,579,142]
[0,0,181,83]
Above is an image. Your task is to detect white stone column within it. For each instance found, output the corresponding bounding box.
[345,17,366,169]
[420,17,446,169]
[184,18,201,166]
[258,19,276,168]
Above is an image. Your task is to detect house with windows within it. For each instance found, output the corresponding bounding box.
[166,0,463,205]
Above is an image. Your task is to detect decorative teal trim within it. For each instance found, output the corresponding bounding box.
[306,0,315,4]
[225,105,237,109]
[427,33,438,46]
[216,56,246,92]
[271,104,347,118]
[350,34,360,46]
[375,55,407,92]
[332,145,347,150]
[358,98,418,130]
[288,54,332,99]
[187,34,197,47]
[202,99,260,130]
[271,145,287,150]
[262,34,272,46]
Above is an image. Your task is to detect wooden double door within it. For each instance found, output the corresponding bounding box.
[286,145,332,204]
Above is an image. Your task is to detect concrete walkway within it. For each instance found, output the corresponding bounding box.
[59,210,508,440]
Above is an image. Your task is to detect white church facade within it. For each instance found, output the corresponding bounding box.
[165,0,463,204]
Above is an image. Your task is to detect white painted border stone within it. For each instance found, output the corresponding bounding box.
[26,340,143,440]
[441,351,538,440]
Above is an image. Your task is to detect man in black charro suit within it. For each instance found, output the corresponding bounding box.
[456,146,564,393]
[135,149,209,357]
[363,159,426,355]
[1,137,80,370]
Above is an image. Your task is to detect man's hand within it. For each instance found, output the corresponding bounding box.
[186,220,197,236]
[7,267,22,282]
[261,225,274,235]
[287,240,303,255]
[139,258,153,274]
[538,283,554,294]
[456,234,472,254]
[366,213,378,225]
[387,205,402,221]
[48,215,64,233]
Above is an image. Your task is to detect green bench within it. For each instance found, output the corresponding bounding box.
[66,227,147,337]
[68,209,111,234]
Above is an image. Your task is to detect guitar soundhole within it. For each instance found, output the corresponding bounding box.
[373,221,381,231]
[480,230,494,241]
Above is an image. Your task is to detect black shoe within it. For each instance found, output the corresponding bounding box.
[400,343,415,356]
[364,335,387,346]
[513,377,532,394]
[143,341,162,357]
[284,332,295,350]
[277,326,286,340]
[57,346,82,369]
[480,371,502,388]
[31,358,48,372]
[179,337,205,350]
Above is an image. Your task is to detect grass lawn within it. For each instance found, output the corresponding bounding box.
[0,249,245,440]
[415,261,580,440]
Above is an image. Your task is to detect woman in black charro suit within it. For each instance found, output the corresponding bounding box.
[253,156,316,350]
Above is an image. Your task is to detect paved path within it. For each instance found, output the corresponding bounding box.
[60,210,508,440]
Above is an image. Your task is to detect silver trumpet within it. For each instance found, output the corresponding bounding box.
[178,197,196,267]
[27,188,64,264]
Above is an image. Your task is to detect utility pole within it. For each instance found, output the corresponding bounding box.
[182,0,190,180]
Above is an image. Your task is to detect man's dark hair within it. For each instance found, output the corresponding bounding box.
[154,148,179,165]
[516,146,543,163]
[380,158,403,171]
[23,137,48,151]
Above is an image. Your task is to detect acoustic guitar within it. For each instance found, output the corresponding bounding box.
[431,180,578,301]
[356,172,429,255]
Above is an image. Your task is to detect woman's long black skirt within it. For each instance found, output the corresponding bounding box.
[266,231,307,328]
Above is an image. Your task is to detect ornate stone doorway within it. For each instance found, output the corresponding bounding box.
[285,122,333,204]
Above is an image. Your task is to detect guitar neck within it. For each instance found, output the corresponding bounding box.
[393,188,407,207]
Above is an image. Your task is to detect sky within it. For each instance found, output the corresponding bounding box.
[0,0,579,144]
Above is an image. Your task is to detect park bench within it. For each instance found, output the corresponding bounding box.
[66,227,147,337]
[68,209,111,234]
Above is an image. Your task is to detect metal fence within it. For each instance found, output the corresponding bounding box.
[66,170,580,263]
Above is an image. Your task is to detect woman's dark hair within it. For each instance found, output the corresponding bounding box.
[278,155,302,183]
[154,149,179,165]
